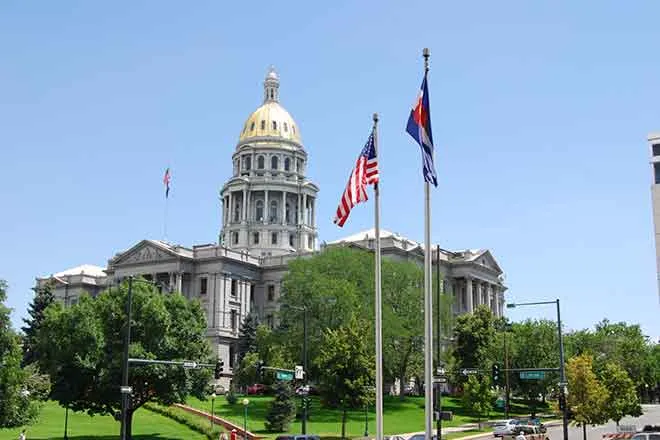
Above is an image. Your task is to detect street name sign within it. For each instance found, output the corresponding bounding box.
[433,376,448,384]
[276,371,294,381]
[520,371,545,380]
[461,368,478,376]
[182,361,198,369]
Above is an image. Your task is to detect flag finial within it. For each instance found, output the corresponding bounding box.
[423,48,430,72]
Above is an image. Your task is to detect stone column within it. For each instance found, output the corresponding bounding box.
[169,272,174,293]
[246,190,251,222]
[264,190,269,224]
[282,190,287,225]
[242,189,247,223]
[297,193,302,224]
[303,194,308,226]
[176,272,182,294]
[228,192,233,223]
[466,277,474,313]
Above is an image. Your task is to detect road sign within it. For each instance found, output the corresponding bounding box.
[183,361,198,369]
[120,386,133,394]
[461,368,478,376]
[295,365,304,380]
[276,371,294,381]
[436,367,446,375]
[433,376,448,384]
[520,371,545,380]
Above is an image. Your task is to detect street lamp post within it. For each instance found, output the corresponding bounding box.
[120,276,134,440]
[281,303,308,434]
[64,406,69,440]
[242,398,250,440]
[506,299,568,440]
[364,401,369,437]
[211,392,216,430]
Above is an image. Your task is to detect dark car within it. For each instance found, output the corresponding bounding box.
[275,435,321,440]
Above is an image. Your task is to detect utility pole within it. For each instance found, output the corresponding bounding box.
[504,326,511,418]
[120,277,134,440]
[302,306,308,435]
[435,244,442,440]
[556,299,569,440]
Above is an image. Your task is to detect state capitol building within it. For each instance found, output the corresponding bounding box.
[36,68,507,386]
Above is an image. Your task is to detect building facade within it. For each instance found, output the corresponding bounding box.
[36,69,506,388]
[649,133,660,303]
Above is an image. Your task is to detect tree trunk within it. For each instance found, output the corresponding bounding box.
[399,370,407,400]
[341,407,347,439]
[616,420,620,427]
[126,409,134,440]
[582,423,587,440]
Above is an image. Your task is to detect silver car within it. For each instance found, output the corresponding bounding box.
[493,419,520,437]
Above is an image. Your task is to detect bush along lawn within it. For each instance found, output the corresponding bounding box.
[184,394,551,438]
[0,400,208,440]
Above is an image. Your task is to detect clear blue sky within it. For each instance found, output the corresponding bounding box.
[2,1,659,338]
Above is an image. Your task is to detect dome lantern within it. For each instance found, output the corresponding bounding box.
[263,66,279,103]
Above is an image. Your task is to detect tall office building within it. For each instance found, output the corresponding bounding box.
[649,132,660,302]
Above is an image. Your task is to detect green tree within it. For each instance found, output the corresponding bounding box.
[265,381,297,432]
[0,280,45,427]
[316,317,374,439]
[566,355,609,440]
[461,375,493,421]
[453,305,497,384]
[599,362,642,426]
[21,281,55,367]
[234,351,261,389]
[236,313,259,365]
[36,279,212,438]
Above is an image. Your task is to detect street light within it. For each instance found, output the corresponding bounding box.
[211,392,216,430]
[242,398,250,440]
[280,303,308,435]
[506,299,568,440]
[64,406,69,440]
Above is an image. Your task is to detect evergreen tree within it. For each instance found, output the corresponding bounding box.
[0,280,42,427]
[21,281,54,366]
[236,313,259,365]
[265,381,297,432]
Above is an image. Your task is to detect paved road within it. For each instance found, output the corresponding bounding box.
[546,405,660,440]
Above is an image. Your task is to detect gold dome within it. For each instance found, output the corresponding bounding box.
[238,67,302,145]
[238,101,301,144]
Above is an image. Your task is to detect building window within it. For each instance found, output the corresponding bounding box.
[229,344,236,368]
[231,310,238,330]
[285,203,291,224]
[232,232,239,245]
[289,233,295,247]
[284,122,288,132]
[200,277,208,295]
[308,235,313,249]
[244,156,251,170]
[267,314,274,329]
[284,157,291,171]
[272,232,278,245]
[255,199,264,221]
[269,200,278,222]
[261,120,265,130]
[271,156,279,170]
[250,122,255,131]
[253,232,260,244]
[655,163,660,185]
[233,202,240,222]
[272,121,277,130]
[250,284,255,303]
[231,279,238,296]
[268,285,275,301]
[292,125,296,134]
[257,155,265,169]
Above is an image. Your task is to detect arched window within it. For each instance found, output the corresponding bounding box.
[244,156,251,170]
[233,202,241,222]
[250,122,255,131]
[284,122,288,132]
[257,155,265,169]
[271,156,279,170]
[255,200,264,221]
[285,203,292,224]
[261,120,266,130]
[284,157,291,171]
[292,125,296,134]
[269,200,278,222]
[272,121,277,130]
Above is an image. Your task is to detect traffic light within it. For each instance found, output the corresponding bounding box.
[255,360,265,380]
[558,393,566,411]
[215,359,224,379]
[492,364,501,383]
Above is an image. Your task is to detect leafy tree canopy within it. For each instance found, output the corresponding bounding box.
[566,354,609,428]
[599,362,642,425]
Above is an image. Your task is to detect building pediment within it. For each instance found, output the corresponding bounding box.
[111,240,189,266]
[465,250,503,274]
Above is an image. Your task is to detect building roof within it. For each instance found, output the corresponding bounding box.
[327,228,420,248]
[52,264,106,278]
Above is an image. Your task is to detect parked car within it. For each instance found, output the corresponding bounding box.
[518,418,546,434]
[493,419,520,437]
[275,435,321,440]
[409,435,437,440]
[295,385,319,396]
[247,383,268,395]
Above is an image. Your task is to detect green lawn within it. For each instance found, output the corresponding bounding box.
[185,394,544,438]
[0,401,207,440]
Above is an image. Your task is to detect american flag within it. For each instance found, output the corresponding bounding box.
[333,131,379,227]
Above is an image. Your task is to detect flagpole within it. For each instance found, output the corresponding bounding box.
[373,112,384,440]
[422,48,434,440]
